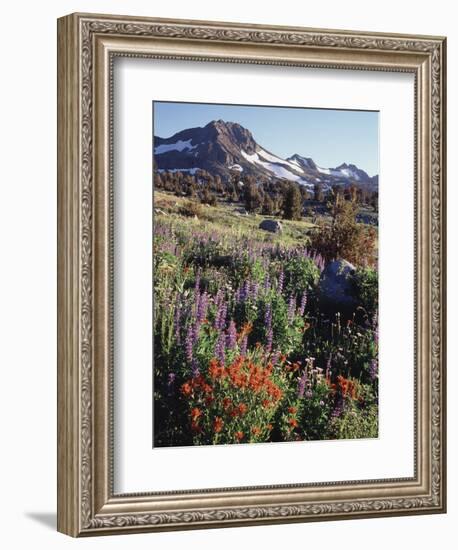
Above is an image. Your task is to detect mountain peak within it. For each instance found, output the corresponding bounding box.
[205,119,243,130]
[287,154,317,171]
[201,119,257,153]
[154,121,377,189]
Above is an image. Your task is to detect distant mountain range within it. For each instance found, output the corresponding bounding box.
[153,119,378,190]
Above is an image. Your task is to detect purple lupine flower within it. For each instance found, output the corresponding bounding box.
[263,275,271,291]
[298,290,307,316]
[314,253,325,272]
[191,292,207,349]
[238,280,250,303]
[373,313,379,346]
[297,369,307,398]
[214,289,224,310]
[240,335,248,356]
[196,291,208,324]
[369,358,378,381]
[332,396,344,417]
[271,349,280,366]
[214,301,227,331]
[278,270,284,293]
[192,290,201,319]
[250,281,260,300]
[265,303,273,354]
[287,295,296,324]
[234,287,241,302]
[226,320,237,350]
[215,332,226,365]
[185,324,194,363]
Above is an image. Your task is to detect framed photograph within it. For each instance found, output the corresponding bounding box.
[57,13,446,536]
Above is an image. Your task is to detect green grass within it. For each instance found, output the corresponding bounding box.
[154,191,317,248]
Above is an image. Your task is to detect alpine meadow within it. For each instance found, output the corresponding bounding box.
[153,102,379,448]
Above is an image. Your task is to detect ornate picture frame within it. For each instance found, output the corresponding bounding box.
[57,12,446,536]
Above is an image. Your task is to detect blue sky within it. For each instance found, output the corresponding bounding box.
[154,101,379,176]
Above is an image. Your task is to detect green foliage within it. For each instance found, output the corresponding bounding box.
[309,195,377,267]
[262,194,275,215]
[200,188,217,206]
[298,382,334,440]
[353,266,378,317]
[179,200,204,218]
[328,402,378,440]
[282,183,302,220]
[243,180,262,212]
[283,256,320,297]
[313,183,325,203]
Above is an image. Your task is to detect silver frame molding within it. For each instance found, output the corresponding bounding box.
[57,12,446,537]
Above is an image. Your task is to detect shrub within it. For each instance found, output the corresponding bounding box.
[200,189,217,206]
[328,402,378,439]
[353,266,378,317]
[309,196,377,267]
[294,381,333,441]
[179,200,204,218]
[283,256,320,297]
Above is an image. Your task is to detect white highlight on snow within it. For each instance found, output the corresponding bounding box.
[289,156,312,170]
[339,168,361,180]
[317,166,331,175]
[258,148,305,174]
[157,167,201,175]
[317,165,362,180]
[241,150,311,187]
[154,139,196,154]
[229,164,243,172]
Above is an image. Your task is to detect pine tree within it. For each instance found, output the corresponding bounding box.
[314,182,324,203]
[243,179,262,212]
[261,194,275,215]
[283,183,302,220]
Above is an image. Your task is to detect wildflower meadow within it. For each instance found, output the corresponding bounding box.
[153,192,379,447]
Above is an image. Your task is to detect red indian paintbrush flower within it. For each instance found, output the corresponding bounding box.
[213,417,224,433]
[180,382,192,396]
[237,403,248,416]
[190,407,202,422]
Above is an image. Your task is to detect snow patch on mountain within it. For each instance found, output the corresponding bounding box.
[155,139,197,155]
[257,149,305,174]
[339,168,360,180]
[241,150,311,186]
[157,167,202,175]
[317,166,338,176]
